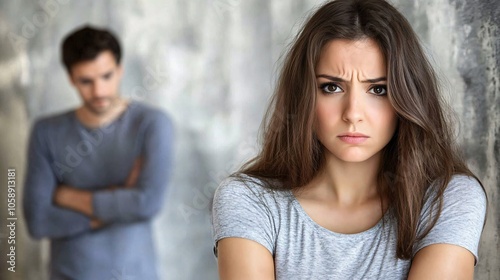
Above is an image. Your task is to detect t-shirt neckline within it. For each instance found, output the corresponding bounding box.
[287,189,391,239]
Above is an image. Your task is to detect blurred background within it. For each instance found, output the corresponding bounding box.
[0,0,498,279]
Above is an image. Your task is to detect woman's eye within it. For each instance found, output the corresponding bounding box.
[369,85,387,96]
[319,83,342,94]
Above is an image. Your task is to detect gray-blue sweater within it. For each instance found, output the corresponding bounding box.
[23,101,174,280]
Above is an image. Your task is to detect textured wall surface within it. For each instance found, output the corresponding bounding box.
[0,0,498,279]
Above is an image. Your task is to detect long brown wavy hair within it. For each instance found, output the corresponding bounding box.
[235,0,483,259]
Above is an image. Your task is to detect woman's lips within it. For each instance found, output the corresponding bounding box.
[338,133,369,144]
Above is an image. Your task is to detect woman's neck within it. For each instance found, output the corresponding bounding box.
[302,152,382,206]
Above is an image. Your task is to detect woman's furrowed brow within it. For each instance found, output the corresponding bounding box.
[316,74,387,83]
[316,74,345,82]
[361,77,387,83]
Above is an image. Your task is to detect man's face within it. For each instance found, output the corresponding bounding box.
[70,51,123,115]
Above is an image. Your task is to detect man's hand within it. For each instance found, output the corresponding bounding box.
[53,185,93,217]
[125,157,143,188]
[90,218,104,229]
[54,186,105,229]
[53,157,143,228]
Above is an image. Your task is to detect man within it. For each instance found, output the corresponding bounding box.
[23,25,173,280]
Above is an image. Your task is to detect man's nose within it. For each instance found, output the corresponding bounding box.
[91,80,106,98]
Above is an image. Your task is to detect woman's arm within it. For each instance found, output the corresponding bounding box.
[408,244,475,280]
[408,175,487,280]
[217,237,275,280]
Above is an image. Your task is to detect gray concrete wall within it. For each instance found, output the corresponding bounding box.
[0,0,497,279]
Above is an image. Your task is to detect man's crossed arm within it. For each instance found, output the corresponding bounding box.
[23,114,173,239]
[53,158,143,229]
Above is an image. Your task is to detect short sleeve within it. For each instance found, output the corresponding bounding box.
[211,178,276,256]
[413,175,487,264]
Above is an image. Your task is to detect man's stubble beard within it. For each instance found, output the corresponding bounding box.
[84,96,120,116]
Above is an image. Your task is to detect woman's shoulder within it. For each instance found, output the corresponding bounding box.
[214,174,291,209]
[422,174,482,198]
[414,174,487,262]
[440,174,486,202]
[423,174,486,209]
[212,175,289,256]
[419,174,487,227]
[216,174,288,195]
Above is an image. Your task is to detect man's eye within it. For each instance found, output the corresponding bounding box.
[319,83,342,94]
[79,80,92,85]
[369,85,387,96]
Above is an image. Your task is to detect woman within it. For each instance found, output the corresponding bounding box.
[211,0,487,279]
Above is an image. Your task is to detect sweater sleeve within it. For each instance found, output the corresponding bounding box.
[92,112,174,223]
[23,120,92,240]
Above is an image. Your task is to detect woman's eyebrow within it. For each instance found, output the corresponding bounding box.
[316,74,387,83]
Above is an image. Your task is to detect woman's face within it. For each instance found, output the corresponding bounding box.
[314,38,398,164]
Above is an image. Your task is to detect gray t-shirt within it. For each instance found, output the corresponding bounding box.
[212,175,486,279]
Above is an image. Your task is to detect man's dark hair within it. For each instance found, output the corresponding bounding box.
[61,25,121,73]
